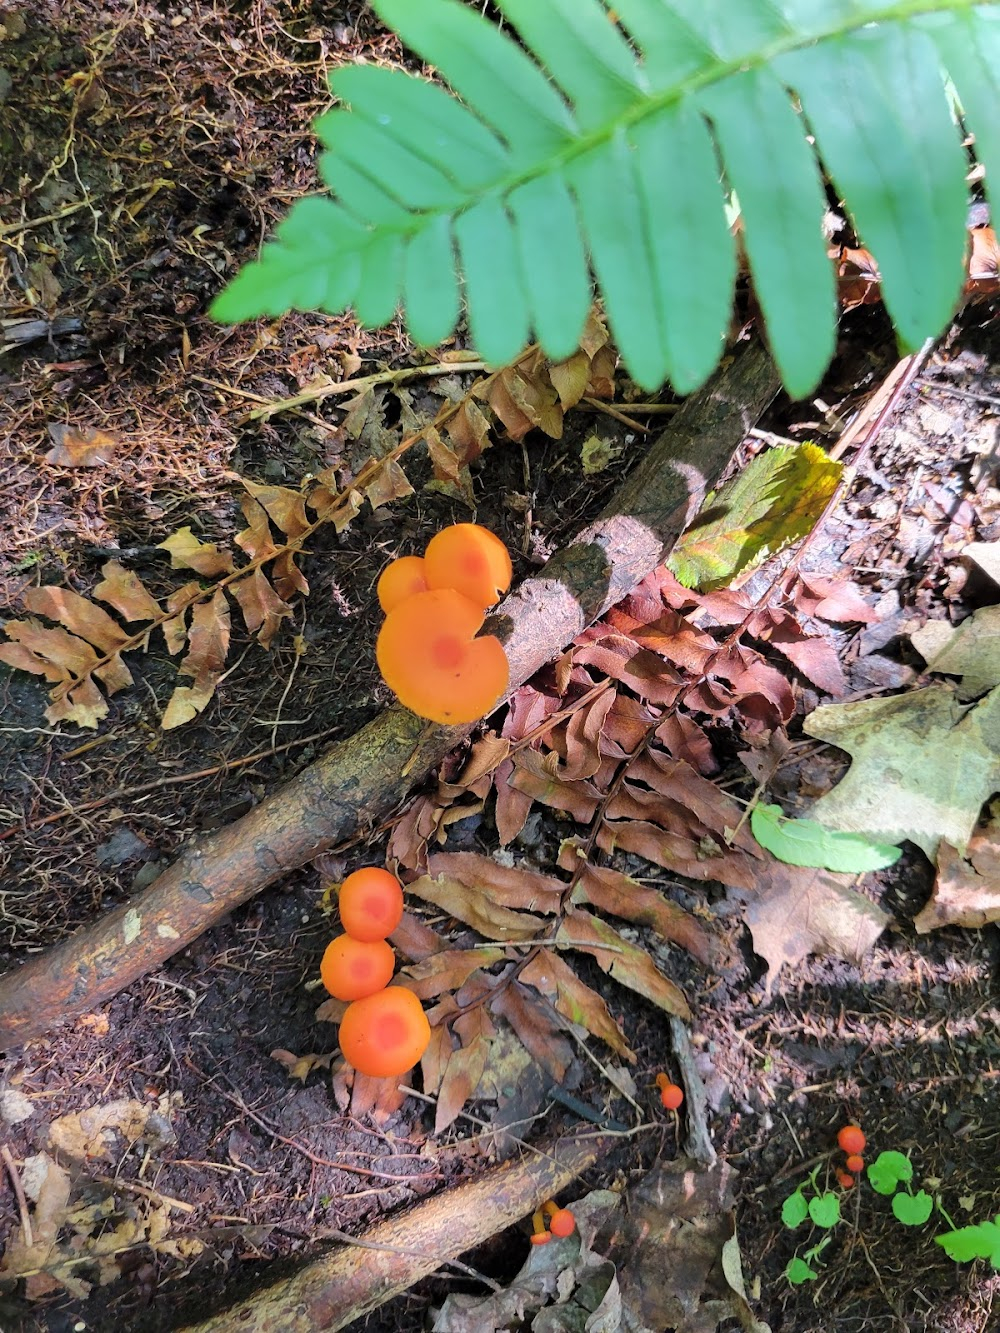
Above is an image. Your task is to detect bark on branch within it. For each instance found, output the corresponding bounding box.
[177,1130,613,1333]
[0,341,779,1050]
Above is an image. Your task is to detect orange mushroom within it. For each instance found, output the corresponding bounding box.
[548,1208,576,1238]
[338,986,431,1079]
[376,588,508,725]
[320,934,395,1001]
[338,867,404,943]
[423,523,512,611]
[377,555,429,614]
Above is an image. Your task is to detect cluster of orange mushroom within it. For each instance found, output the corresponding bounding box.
[320,867,431,1079]
[529,1200,577,1245]
[376,523,512,725]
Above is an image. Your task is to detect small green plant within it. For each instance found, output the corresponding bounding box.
[780,1134,945,1287]
[936,1215,1000,1268]
[780,1167,843,1285]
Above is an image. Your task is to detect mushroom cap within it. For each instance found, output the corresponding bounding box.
[836,1124,866,1155]
[376,588,509,725]
[338,986,431,1079]
[339,867,405,942]
[424,523,512,610]
[320,934,396,1001]
[377,555,429,614]
[548,1208,576,1238]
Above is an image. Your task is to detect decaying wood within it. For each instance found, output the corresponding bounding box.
[178,1130,612,1333]
[0,341,779,1050]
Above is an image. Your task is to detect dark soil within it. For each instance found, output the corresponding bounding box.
[2,4,1000,1333]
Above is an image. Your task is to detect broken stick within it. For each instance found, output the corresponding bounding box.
[177,1129,614,1332]
[0,341,779,1050]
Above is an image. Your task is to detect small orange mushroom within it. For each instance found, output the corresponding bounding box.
[320,934,395,1001]
[377,555,429,614]
[338,867,404,942]
[338,986,431,1079]
[376,588,508,725]
[423,523,512,611]
[546,1206,576,1238]
[656,1073,684,1110]
[530,1209,551,1245]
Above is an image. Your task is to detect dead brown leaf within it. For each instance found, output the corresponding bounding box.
[407,868,548,941]
[231,567,293,647]
[564,854,720,967]
[161,587,231,729]
[158,526,235,577]
[520,948,634,1061]
[557,909,691,1021]
[45,422,119,467]
[402,948,506,1000]
[435,1005,495,1133]
[22,586,129,655]
[270,1048,336,1082]
[915,812,1000,932]
[738,862,889,992]
[93,560,161,622]
[491,981,574,1082]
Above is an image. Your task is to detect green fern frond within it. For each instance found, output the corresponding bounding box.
[211,0,1000,397]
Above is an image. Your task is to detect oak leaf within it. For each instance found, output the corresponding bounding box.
[806,684,1000,858]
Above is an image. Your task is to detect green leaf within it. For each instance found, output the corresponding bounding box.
[808,1193,840,1229]
[213,0,1000,398]
[785,1256,818,1285]
[893,1190,934,1226]
[936,1216,1000,1267]
[668,442,841,591]
[867,1150,914,1195]
[781,1189,809,1229]
[751,803,902,874]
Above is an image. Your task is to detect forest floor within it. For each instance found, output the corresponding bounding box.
[2,4,1000,1333]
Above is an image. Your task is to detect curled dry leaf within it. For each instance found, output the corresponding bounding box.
[915,813,1000,933]
[271,1048,336,1082]
[161,588,231,729]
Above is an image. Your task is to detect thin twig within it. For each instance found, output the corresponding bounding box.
[239,360,489,423]
[2,1144,33,1247]
[1,723,344,842]
[192,1063,440,1184]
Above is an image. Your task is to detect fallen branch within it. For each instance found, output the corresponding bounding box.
[176,1129,614,1333]
[0,341,779,1051]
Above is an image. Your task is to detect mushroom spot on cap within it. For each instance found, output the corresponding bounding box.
[424,523,512,611]
[339,986,431,1079]
[339,867,404,942]
[376,588,508,725]
[320,934,395,1001]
